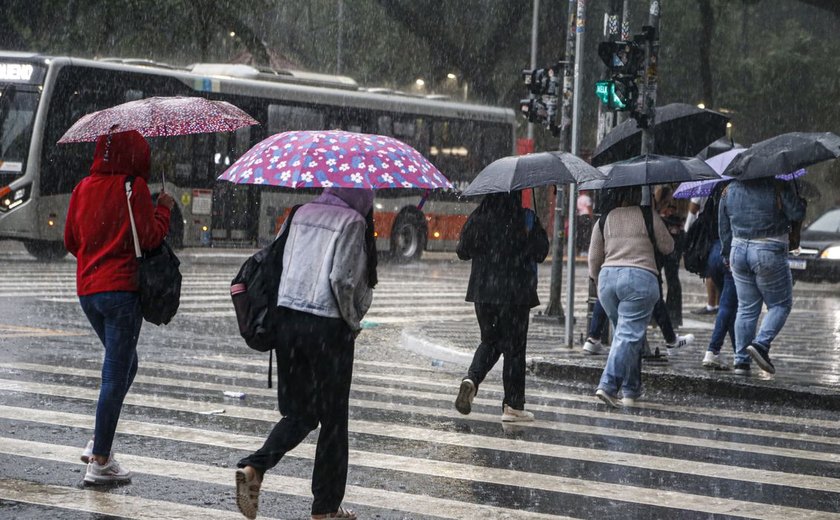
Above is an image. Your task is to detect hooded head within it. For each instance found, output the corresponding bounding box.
[89,130,151,180]
[325,187,374,216]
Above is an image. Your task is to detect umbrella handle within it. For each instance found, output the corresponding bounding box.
[417,190,429,210]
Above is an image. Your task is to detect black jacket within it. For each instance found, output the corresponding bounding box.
[457,194,549,307]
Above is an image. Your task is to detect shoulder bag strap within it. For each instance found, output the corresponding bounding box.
[124,176,142,260]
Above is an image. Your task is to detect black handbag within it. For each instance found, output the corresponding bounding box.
[125,178,182,325]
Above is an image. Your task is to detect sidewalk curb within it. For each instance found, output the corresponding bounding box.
[529,359,840,412]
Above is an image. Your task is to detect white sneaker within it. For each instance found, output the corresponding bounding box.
[702,350,726,369]
[582,337,605,355]
[595,388,620,408]
[81,439,94,463]
[84,456,131,484]
[666,334,695,353]
[501,404,535,422]
[622,397,636,407]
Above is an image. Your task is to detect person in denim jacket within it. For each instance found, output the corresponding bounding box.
[719,177,806,375]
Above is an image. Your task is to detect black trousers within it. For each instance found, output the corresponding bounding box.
[238,307,355,516]
[467,303,530,410]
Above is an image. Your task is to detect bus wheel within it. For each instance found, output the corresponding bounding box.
[390,210,427,262]
[23,240,68,261]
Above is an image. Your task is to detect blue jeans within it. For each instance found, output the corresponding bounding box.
[79,291,142,458]
[706,240,736,356]
[597,267,660,399]
[730,238,792,363]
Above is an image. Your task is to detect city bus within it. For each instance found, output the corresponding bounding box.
[0,51,516,260]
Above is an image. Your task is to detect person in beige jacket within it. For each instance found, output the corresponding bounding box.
[588,186,674,407]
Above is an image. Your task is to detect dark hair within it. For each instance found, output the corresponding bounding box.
[365,209,378,289]
[613,186,642,207]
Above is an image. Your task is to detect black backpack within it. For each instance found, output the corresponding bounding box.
[683,197,715,276]
[230,205,301,353]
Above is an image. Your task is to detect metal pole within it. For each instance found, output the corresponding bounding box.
[565,0,588,347]
[640,1,661,155]
[336,0,344,74]
[527,0,540,142]
[544,0,577,322]
[617,0,632,125]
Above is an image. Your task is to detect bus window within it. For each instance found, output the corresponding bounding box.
[0,85,39,184]
[267,104,324,133]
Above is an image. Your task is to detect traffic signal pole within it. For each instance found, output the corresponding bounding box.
[565,0,589,347]
[544,0,577,323]
[639,1,661,155]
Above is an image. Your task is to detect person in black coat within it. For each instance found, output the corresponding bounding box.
[453,191,549,422]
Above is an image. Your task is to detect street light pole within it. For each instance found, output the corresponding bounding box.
[639,1,661,155]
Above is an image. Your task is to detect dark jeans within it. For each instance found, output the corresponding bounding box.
[663,249,683,327]
[79,291,142,458]
[238,308,355,516]
[467,303,530,410]
[706,240,736,354]
[588,299,609,340]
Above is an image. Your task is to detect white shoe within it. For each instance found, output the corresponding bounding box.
[622,397,636,407]
[595,388,620,408]
[702,350,726,369]
[666,334,695,353]
[501,404,535,422]
[84,456,131,484]
[582,337,605,355]
[81,439,94,463]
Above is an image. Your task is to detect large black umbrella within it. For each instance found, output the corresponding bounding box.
[461,151,605,196]
[591,103,730,167]
[579,154,721,190]
[695,136,742,160]
[722,132,840,181]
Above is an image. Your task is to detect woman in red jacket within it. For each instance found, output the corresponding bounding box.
[64,130,174,484]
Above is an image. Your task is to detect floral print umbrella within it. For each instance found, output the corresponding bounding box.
[217,130,452,190]
[58,96,258,143]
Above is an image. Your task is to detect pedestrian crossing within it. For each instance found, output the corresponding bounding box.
[2,259,840,518]
[0,259,480,325]
[2,350,840,517]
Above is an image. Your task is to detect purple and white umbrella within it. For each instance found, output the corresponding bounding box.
[217,130,452,190]
[674,147,805,199]
[58,96,258,143]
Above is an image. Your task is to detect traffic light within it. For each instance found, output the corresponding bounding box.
[519,63,562,134]
[594,77,638,111]
[595,40,643,113]
[597,41,644,75]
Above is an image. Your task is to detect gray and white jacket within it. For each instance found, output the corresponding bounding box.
[276,192,372,331]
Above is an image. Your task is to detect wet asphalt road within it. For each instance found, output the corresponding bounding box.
[1,250,840,519]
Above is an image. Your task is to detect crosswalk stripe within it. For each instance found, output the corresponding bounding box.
[2,404,836,519]
[0,376,837,495]
[0,478,259,520]
[129,360,840,449]
[1,437,569,520]
[13,358,840,454]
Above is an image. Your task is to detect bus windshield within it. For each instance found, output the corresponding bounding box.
[0,84,39,184]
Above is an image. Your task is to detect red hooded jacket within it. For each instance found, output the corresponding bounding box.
[64,130,171,296]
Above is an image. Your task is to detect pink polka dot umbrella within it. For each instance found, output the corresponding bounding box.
[57,96,258,143]
[217,130,453,190]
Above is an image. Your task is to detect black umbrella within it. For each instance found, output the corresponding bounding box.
[591,103,730,167]
[722,132,840,181]
[695,136,742,160]
[461,151,605,196]
[579,154,721,190]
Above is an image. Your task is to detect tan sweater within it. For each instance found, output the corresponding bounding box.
[588,206,675,285]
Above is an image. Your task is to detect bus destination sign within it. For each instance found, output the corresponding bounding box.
[0,63,44,84]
